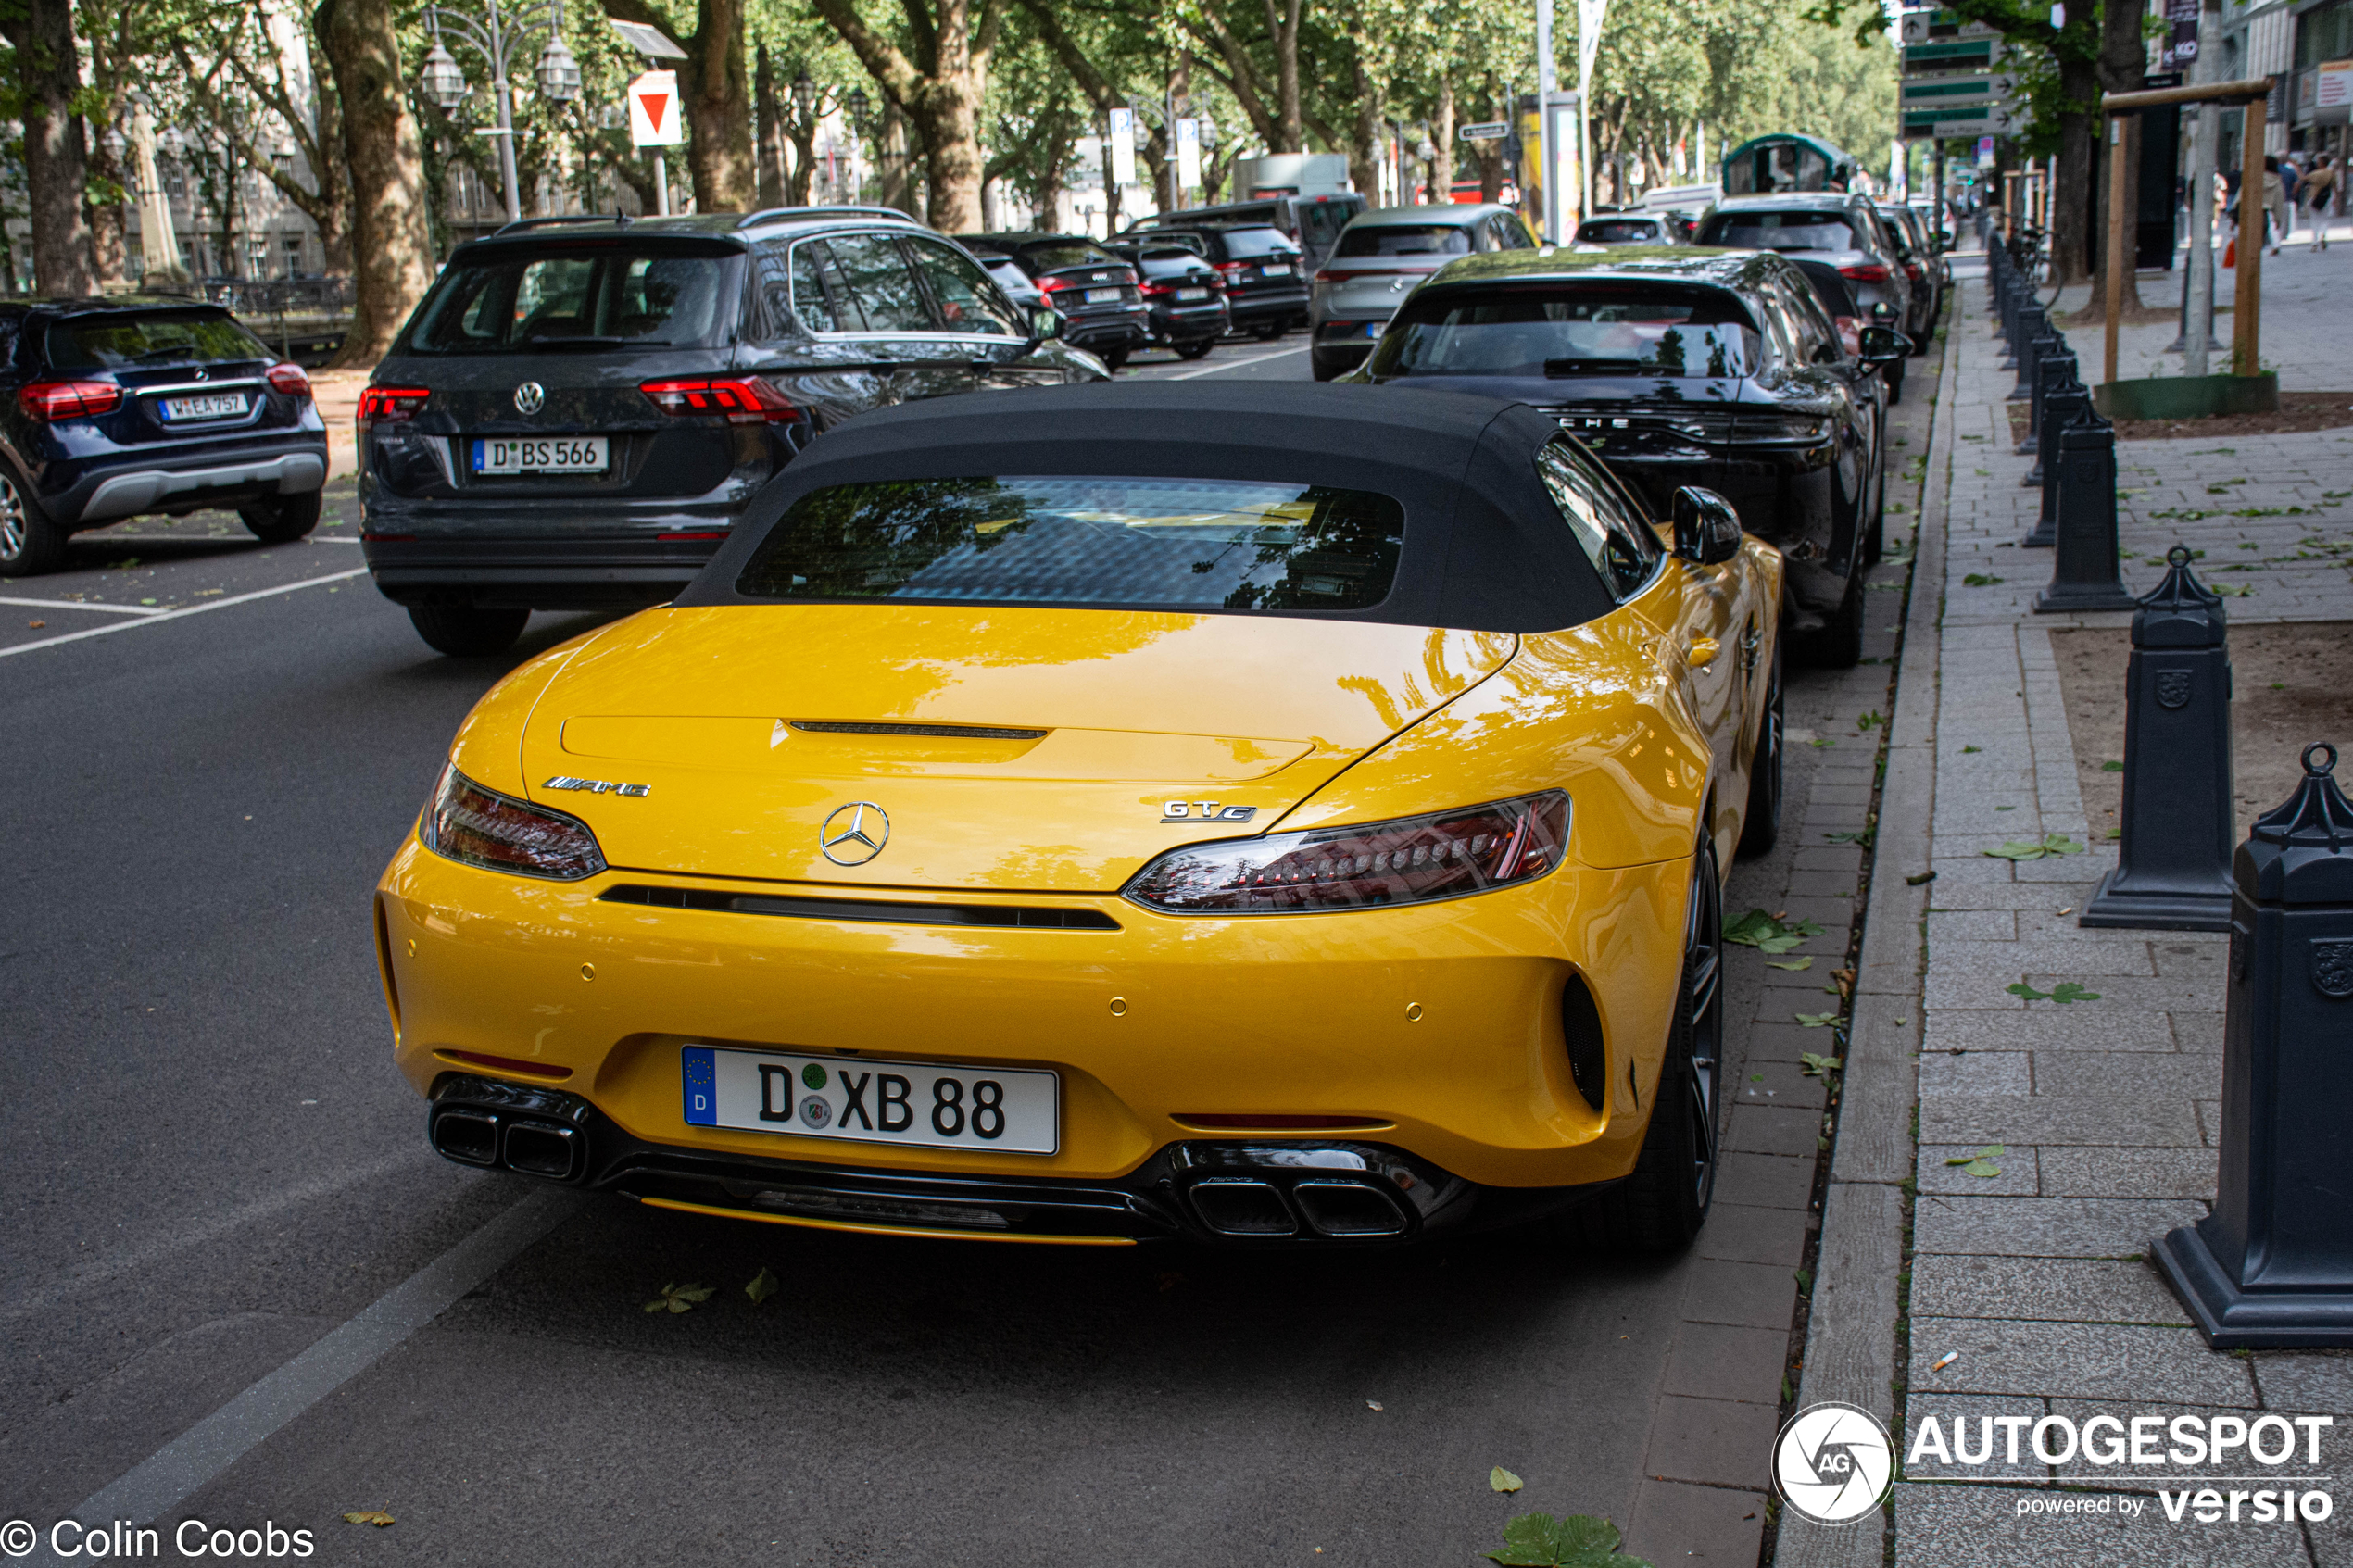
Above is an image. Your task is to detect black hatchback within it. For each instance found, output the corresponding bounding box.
[1120,224,1308,339]
[359,210,1102,655]
[958,234,1150,369]
[1105,243,1229,360]
[0,299,329,575]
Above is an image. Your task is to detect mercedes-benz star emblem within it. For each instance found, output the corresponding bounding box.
[819,802,889,865]
[513,382,545,415]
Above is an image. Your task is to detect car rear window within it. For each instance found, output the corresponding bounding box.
[1337,224,1473,258]
[1698,211,1859,252]
[1575,220,1661,244]
[406,240,742,353]
[1216,227,1298,259]
[1020,241,1118,270]
[737,476,1404,613]
[1371,283,1763,379]
[47,311,270,370]
[1298,201,1360,245]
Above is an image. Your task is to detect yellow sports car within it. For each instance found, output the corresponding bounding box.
[374,383,1783,1251]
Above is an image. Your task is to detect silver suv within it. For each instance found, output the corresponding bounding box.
[1697,193,1917,400]
[1309,204,1535,381]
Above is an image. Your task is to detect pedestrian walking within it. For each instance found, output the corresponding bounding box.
[2307,155,2340,251]
[2264,156,2288,255]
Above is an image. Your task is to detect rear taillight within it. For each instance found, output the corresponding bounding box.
[356,385,430,430]
[639,375,803,424]
[1840,263,1891,283]
[421,764,606,882]
[266,363,312,400]
[1903,260,1924,281]
[1037,275,1070,293]
[1141,282,1173,297]
[1124,792,1568,915]
[19,381,123,420]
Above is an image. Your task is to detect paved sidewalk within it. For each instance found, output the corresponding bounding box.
[2032,241,2353,391]
[1783,244,2353,1566]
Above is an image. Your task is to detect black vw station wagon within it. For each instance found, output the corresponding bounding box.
[359,208,1101,656]
[1343,247,1904,666]
[0,298,330,576]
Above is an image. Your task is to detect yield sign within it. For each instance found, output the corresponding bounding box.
[629,70,684,147]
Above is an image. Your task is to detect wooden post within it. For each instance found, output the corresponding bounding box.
[2234,94,2266,377]
[2106,117,2129,386]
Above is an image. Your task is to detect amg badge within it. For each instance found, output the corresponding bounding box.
[1162,800,1256,823]
[543,775,650,797]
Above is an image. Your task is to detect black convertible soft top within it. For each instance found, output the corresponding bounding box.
[679,381,1618,634]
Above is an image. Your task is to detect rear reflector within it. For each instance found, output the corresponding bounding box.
[19,380,123,420]
[436,1048,574,1081]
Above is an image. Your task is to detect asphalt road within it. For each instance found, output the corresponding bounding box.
[0,331,1919,1567]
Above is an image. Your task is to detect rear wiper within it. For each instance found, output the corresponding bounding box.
[519,334,671,348]
[1544,358,1649,377]
[132,347,199,362]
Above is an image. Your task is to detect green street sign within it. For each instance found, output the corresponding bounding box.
[1900,71,2020,107]
[1902,37,2002,74]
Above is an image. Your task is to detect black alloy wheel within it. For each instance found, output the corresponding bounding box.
[409,603,530,658]
[240,491,323,546]
[1101,346,1130,372]
[1738,639,1784,857]
[1558,844,1723,1252]
[1251,320,1285,341]
[1176,339,1217,360]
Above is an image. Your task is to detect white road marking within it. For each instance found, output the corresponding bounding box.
[0,566,371,659]
[75,533,365,544]
[1164,344,1312,381]
[0,595,165,616]
[31,1187,581,1555]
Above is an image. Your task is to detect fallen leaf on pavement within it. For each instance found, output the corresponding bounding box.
[1766,957,1813,971]
[1485,1512,1652,1568]
[1906,870,1937,885]
[745,1267,778,1304]
[342,1512,395,1527]
[1800,1052,1843,1077]
[1491,1466,1524,1493]
[644,1281,716,1314]
[26,620,44,628]
[1794,1011,1840,1029]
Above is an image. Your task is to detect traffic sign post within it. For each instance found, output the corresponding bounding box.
[628,69,684,215]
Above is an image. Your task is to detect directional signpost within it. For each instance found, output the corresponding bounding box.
[1900,6,2025,140]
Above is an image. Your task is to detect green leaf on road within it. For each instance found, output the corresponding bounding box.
[746,1267,778,1305]
[1766,957,1814,971]
[2101,760,2124,772]
[1726,909,1824,954]
[1801,1051,1843,1076]
[1946,1143,2006,1176]
[1795,1012,1840,1029]
[1959,1157,2003,1177]
[644,1281,716,1314]
[1825,828,1873,846]
[1961,745,1982,754]
[1963,573,2003,586]
[1486,1512,1653,1568]
[2050,982,2100,1003]
[1984,834,2084,861]
[1491,1466,1524,1493]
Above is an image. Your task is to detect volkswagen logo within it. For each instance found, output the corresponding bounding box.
[819,802,889,865]
[513,382,545,415]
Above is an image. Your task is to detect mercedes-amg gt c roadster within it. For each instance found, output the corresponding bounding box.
[374,381,1784,1251]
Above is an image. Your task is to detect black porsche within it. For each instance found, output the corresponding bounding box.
[1341,247,1903,666]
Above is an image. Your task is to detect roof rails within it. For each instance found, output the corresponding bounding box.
[736,205,923,229]
[492,212,634,236]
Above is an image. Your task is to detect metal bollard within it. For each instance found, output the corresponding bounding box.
[2032,405,2136,611]
[2020,360,2085,547]
[2007,306,2047,402]
[2020,320,2065,456]
[2081,546,2236,931]
[2154,743,2353,1346]
[1998,282,2022,369]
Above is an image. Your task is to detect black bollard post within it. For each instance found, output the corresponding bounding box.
[1998,282,2022,369]
[2032,406,2136,611]
[2020,361,2085,547]
[2154,743,2353,1347]
[2007,307,2046,402]
[2081,546,2236,931]
[2020,320,2065,453]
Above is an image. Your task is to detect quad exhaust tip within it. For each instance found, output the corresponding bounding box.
[430,1106,583,1183]
[1188,1175,1407,1239]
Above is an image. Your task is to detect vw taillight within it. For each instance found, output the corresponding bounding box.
[356,385,430,431]
[638,375,803,424]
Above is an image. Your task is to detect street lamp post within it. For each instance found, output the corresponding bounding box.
[420,0,582,225]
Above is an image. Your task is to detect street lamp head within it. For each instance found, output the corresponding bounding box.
[535,37,582,102]
[1416,140,1437,161]
[846,86,870,122]
[157,125,186,157]
[101,127,129,160]
[792,69,817,115]
[421,41,470,109]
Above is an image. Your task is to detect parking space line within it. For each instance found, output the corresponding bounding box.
[31,1188,581,1554]
[0,566,371,660]
[0,595,165,616]
[1164,344,1312,381]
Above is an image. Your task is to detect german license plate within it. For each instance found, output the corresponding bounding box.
[1084,286,1123,304]
[682,1045,1059,1155]
[1176,287,1209,300]
[1261,264,1292,277]
[160,392,248,421]
[472,436,608,475]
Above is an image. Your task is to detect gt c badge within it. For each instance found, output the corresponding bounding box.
[544,775,649,797]
[1163,801,1257,823]
[821,802,890,865]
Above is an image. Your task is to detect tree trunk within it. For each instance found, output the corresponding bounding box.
[755,44,788,208]
[877,101,914,215]
[787,122,820,205]
[86,144,128,289]
[911,81,985,232]
[2086,0,2148,312]
[315,0,436,367]
[686,0,755,210]
[2050,53,2100,285]
[1346,61,1383,202]
[1431,77,1456,205]
[0,0,97,295]
[310,36,355,275]
[1264,0,1302,154]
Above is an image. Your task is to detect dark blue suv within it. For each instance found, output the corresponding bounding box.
[359,208,1101,656]
[0,299,330,575]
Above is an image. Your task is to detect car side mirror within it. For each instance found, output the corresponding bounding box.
[1859,324,1909,366]
[1671,486,1743,566]
[1031,307,1063,342]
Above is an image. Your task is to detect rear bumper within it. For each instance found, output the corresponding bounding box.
[422,1073,1607,1247]
[1227,289,1311,328]
[47,442,329,528]
[363,531,725,609]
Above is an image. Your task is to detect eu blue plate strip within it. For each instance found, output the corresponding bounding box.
[681,1046,716,1125]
